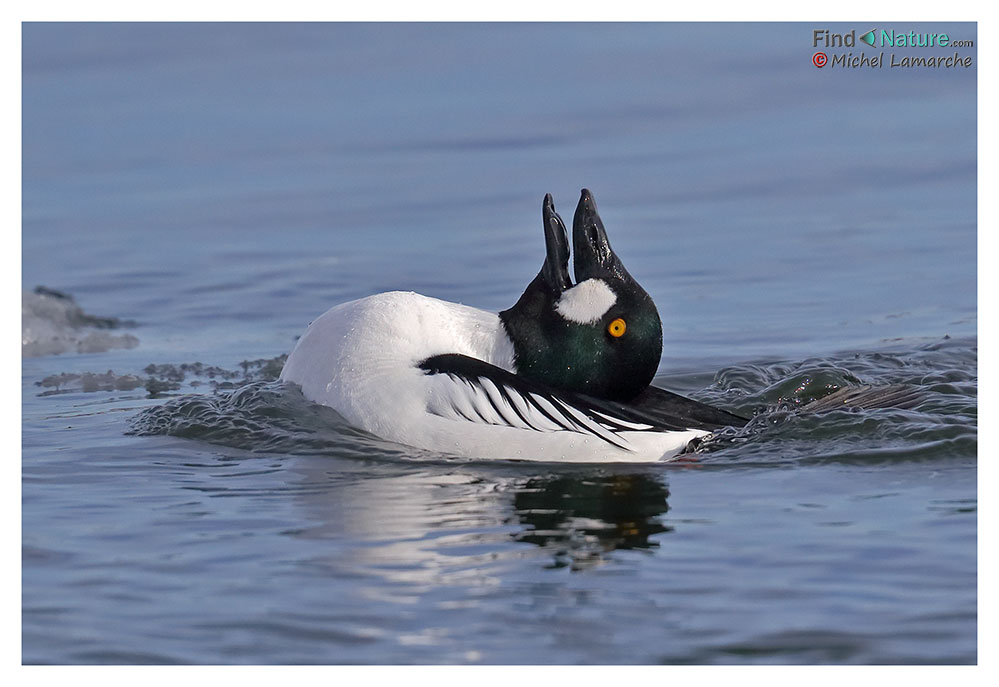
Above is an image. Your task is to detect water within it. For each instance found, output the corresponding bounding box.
[22,23,977,664]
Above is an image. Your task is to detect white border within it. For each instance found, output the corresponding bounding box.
[8,2,990,682]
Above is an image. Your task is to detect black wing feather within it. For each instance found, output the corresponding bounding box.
[595,384,750,431]
[418,354,747,434]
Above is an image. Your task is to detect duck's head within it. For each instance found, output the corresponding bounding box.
[500,189,663,401]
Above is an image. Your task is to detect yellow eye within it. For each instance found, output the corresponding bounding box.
[607,318,627,338]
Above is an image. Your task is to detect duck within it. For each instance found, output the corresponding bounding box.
[279,189,748,463]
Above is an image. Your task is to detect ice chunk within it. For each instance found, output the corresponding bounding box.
[22,288,139,357]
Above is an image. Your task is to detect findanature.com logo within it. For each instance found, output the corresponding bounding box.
[810,27,975,70]
[813,28,975,49]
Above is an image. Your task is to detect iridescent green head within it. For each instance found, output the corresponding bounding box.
[500,189,663,401]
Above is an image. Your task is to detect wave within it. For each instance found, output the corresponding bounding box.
[127,336,977,466]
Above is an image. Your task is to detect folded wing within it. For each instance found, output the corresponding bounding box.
[418,354,747,452]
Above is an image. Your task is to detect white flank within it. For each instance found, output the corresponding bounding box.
[555,278,617,324]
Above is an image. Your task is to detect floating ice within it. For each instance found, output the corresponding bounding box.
[21,287,139,357]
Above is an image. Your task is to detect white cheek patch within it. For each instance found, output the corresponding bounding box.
[555,278,617,324]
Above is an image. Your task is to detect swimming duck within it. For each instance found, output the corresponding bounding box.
[280,189,747,462]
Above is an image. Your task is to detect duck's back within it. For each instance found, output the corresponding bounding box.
[280,291,514,438]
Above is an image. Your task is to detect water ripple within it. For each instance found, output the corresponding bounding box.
[128,337,977,469]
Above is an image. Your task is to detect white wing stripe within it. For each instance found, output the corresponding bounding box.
[467,378,508,426]
[589,409,655,431]
[527,393,579,432]
[445,375,491,424]
[503,386,563,432]
[424,369,638,451]
[552,398,632,450]
[479,377,532,430]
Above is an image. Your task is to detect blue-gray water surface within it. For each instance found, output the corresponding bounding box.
[22,23,977,664]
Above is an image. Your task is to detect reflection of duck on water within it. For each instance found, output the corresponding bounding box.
[511,472,671,570]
